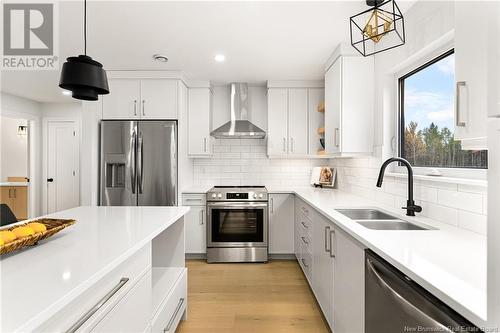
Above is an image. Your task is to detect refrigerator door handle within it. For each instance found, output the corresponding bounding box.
[130,131,136,194]
[137,132,144,194]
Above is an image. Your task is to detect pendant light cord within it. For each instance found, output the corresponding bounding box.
[84,0,87,55]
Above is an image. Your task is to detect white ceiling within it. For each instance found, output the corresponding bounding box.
[1,1,416,103]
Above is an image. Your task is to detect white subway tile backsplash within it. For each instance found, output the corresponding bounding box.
[437,189,484,214]
[421,201,459,226]
[457,210,487,235]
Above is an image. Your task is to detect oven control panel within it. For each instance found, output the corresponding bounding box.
[207,187,268,202]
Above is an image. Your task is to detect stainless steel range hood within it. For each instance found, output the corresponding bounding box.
[210,83,266,139]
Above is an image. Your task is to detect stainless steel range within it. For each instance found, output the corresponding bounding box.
[206,186,268,263]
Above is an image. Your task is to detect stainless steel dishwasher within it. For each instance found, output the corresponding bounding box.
[365,250,482,333]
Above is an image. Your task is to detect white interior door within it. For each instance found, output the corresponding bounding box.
[46,121,79,213]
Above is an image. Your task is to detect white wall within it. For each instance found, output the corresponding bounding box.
[0,117,28,181]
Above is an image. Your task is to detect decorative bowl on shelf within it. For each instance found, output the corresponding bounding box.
[0,218,76,255]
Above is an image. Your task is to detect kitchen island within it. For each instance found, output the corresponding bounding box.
[1,206,190,333]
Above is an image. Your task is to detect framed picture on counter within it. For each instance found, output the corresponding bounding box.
[310,167,336,188]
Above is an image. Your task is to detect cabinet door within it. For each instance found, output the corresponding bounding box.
[185,205,206,254]
[102,79,141,119]
[325,60,341,154]
[188,88,211,156]
[488,2,500,118]
[294,198,302,259]
[267,88,289,156]
[333,228,365,333]
[140,80,178,119]
[0,187,16,220]
[312,213,334,328]
[308,88,325,155]
[288,89,309,155]
[269,194,294,254]
[91,270,152,333]
[11,187,28,221]
[454,2,488,142]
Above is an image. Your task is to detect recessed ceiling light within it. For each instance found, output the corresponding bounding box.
[214,54,226,62]
[153,54,169,63]
[62,90,71,96]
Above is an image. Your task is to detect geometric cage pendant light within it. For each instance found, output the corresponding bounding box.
[59,0,109,100]
[350,0,405,57]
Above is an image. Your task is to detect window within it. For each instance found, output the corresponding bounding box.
[398,50,488,169]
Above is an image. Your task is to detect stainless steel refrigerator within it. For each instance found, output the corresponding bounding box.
[99,120,177,206]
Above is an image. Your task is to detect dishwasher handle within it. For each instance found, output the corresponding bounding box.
[367,258,454,332]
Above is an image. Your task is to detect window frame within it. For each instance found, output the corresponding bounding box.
[395,48,487,180]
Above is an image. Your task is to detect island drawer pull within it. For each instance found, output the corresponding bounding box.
[66,277,129,333]
[164,297,185,332]
[300,221,308,229]
[300,236,309,245]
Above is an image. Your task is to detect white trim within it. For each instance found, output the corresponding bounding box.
[386,172,487,187]
[267,80,324,88]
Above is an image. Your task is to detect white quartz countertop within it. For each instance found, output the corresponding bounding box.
[0,182,28,186]
[0,206,189,332]
[269,187,486,327]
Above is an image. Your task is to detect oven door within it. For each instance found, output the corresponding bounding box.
[207,201,268,248]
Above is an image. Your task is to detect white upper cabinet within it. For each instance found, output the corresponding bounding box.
[140,80,178,119]
[267,83,324,157]
[288,89,309,155]
[267,88,289,155]
[324,55,374,155]
[102,78,178,120]
[454,2,489,148]
[102,79,141,119]
[488,2,500,119]
[188,88,212,157]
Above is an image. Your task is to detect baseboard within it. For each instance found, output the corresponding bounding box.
[186,253,207,260]
[186,253,295,260]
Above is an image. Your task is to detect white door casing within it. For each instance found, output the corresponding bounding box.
[46,121,80,213]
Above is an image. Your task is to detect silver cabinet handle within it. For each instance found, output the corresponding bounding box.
[185,198,203,202]
[142,100,146,116]
[290,137,294,153]
[301,258,309,268]
[130,131,136,194]
[204,138,207,152]
[366,259,452,331]
[455,81,466,127]
[199,209,204,225]
[324,226,331,253]
[66,278,129,333]
[300,221,308,229]
[335,128,340,147]
[282,137,286,152]
[164,298,185,332]
[133,100,137,116]
[300,236,309,245]
[270,197,274,214]
[329,230,336,258]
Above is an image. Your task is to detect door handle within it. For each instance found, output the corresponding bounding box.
[164,298,185,332]
[47,178,54,182]
[133,100,137,116]
[324,226,331,252]
[282,137,286,152]
[290,137,294,153]
[131,132,136,194]
[455,81,466,127]
[329,229,336,258]
[142,100,146,116]
[335,128,340,147]
[301,236,309,245]
[204,138,207,152]
[66,278,129,333]
[137,133,144,194]
[199,209,204,225]
[270,197,274,214]
[300,221,308,229]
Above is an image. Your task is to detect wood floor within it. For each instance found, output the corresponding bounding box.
[176,259,330,333]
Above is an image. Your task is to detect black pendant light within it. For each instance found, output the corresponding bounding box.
[350,0,405,57]
[59,0,109,101]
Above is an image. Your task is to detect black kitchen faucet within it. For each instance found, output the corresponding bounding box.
[376,157,422,217]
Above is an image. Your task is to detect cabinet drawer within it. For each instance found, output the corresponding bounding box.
[300,244,313,281]
[298,230,312,254]
[91,269,152,333]
[151,269,187,333]
[36,244,152,332]
[298,213,312,236]
[182,193,206,206]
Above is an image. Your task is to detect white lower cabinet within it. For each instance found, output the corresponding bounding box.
[294,197,366,333]
[182,193,207,254]
[312,210,335,328]
[269,193,295,254]
[92,270,152,333]
[333,228,365,333]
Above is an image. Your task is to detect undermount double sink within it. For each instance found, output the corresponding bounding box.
[337,208,435,231]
